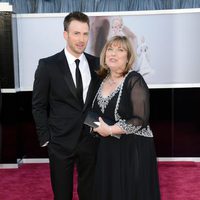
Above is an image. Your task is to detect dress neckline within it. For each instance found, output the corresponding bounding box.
[100,76,124,99]
[100,83,121,99]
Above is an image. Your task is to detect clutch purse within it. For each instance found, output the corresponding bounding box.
[84,111,114,128]
[84,111,121,139]
[84,111,100,128]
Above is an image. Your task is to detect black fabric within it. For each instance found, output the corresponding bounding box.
[48,137,97,200]
[32,50,100,149]
[32,50,100,200]
[75,59,83,106]
[92,71,160,200]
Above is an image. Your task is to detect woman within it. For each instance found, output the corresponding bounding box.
[92,36,160,200]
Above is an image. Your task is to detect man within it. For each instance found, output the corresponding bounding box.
[32,12,100,200]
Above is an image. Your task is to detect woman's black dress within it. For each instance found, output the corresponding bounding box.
[92,71,160,200]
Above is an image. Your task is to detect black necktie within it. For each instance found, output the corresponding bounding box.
[75,59,83,106]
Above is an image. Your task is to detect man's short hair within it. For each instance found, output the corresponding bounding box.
[64,11,90,31]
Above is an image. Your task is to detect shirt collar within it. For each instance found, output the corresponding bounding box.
[64,48,84,65]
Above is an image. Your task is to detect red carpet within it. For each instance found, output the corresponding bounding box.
[159,161,200,200]
[0,161,200,200]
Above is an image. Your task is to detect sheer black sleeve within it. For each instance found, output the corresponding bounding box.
[116,72,153,137]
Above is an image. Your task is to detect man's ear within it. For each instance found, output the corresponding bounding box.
[63,31,68,40]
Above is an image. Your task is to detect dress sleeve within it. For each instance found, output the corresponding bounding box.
[116,73,153,137]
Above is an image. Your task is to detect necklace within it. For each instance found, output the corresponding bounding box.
[108,78,117,85]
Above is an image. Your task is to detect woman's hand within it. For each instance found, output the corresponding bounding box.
[93,117,111,137]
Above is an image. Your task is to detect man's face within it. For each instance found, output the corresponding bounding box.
[64,20,89,58]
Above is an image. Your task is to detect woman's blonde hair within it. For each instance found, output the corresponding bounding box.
[97,36,136,78]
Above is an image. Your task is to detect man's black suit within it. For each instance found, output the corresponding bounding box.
[32,50,100,200]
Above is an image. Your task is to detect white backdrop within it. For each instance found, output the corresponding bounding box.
[15,9,200,91]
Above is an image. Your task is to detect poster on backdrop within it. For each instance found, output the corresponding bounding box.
[15,9,200,91]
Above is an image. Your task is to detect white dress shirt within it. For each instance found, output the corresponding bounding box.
[64,48,91,103]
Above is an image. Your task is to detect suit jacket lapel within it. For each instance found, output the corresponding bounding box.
[57,50,78,102]
[83,54,99,111]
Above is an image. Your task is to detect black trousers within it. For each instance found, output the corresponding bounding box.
[48,139,97,200]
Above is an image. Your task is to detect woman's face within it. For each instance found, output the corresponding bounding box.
[105,43,128,74]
